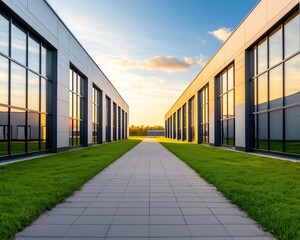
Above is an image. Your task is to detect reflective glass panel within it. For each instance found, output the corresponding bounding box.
[228,90,234,118]
[285,54,300,105]
[28,36,40,72]
[284,13,300,58]
[41,46,50,78]
[41,78,48,113]
[69,118,72,146]
[269,26,282,67]
[28,111,40,152]
[269,65,282,108]
[11,23,26,65]
[11,63,26,108]
[28,71,40,111]
[222,94,227,118]
[0,14,9,55]
[285,106,300,154]
[258,38,267,73]
[222,71,227,94]
[257,113,268,150]
[257,73,267,111]
[228,66,234,90]
[222,121,227,145]
[269,110,283,152]
[73,93,77,119]
[10,108,26,154]
[0,56,8,105]
[0,106,8,156]
[41,113,47,150]
[228,119,234,146]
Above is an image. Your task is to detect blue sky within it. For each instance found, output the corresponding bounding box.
[47,0,258,126]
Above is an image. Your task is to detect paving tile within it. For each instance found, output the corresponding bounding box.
[48,208,85,215]
[216,215,256,225]
[112,215,149,224]
[39,215,78,225]
[181,207,212,215]
[64,224,109,237]
[115,207,149,215]
[150,215,186,224]
[150,207,182,215]
[107,225,149,237]
[150,225,191,237]
[184,215,220,224]
[74,215,114,224]
[224,225,266,237]
[210,207,246,216]
[82,207,117,215]
[188,225,230,237]
[20,225,70,237]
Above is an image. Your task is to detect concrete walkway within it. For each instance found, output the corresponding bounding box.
[16,138,274,240]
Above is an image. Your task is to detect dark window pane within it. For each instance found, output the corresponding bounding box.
[0,56,8,105]
[41,46,51,78]
[257,73,268,111]
[269,65,283,108]
[228,119,234,146]
[11,63,26,108]
[28,36,40,72]
[11,23,26,65]
[258,38,267,73]
[222,121,228,145]
[257,113,268,150]
[270,110,283,152]
[0,14,9,55]
[28,72,40,111]
[269,26,282,67]
[69,118,72,146]
[284,12,300,58]
[222,94,227,118]
[28,112,39,152]
[285,106,300,154]
[10,108,26,154]
[0,106,8,156]
[41,78,50,113]
[285,54,300,105]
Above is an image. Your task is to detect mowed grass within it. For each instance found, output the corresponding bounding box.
[0,139,141,240]
[157,138,300,240]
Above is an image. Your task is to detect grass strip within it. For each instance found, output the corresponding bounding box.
[157,138,300,240]
[0,139,141,240]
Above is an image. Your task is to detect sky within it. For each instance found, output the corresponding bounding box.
[47,0,259,126]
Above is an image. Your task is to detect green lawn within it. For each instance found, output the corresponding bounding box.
[0,139,141,240]
[157,138,300,240]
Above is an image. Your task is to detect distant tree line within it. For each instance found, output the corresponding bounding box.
[129,125,164,136]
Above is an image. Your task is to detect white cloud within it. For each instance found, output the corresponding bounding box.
[208,27,232,42]
[117,56,194,72]
[197,54,209,67]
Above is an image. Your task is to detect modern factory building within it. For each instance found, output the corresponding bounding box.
[0,0,128,159]
[165,0,300,157]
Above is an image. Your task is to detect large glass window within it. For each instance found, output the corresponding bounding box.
[113,102,117,141]
[177,108,181,140]
[182,103,187,141]
[69,68,85,147]
[251,11,300,155]
[173,112,176,139]
[199,84,209,144]
[0,12,51,157]
[188,97,195,142]
[105,96,111,142]
[92,87,102,144]
[218,65,235,146]
[118,106,121,140]
[122,109,125,139]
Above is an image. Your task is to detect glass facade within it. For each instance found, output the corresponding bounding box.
[122,109,125,139]
[251,11,300,155]
[199,84,209,143]
[173,112,176,139]
[0,12,51,157]
[92,87,102,144]
[182,103,187,141]
[188,97,195,142]
[113,102,117,141]
[219,65,235,146]
[69,68,85,147]
[177,108,181,140]
[105,96,111,142]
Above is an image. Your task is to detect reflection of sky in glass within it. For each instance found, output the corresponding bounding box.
[11,24,26,65]
[41,79,47,113]
[228,90,234,117]
[228,66,234,90]
[41,47,47,77]
[0,56,8,105]
[28,37,40,73]
[269,65,282,108]
[11,63,26,108]
[284,13,299,58]
[258,73,267,111]
[269,27,282,67]
[28,71,40,111]
[258,39,267,73]
[0,14,9,55]
[285,54,300,100]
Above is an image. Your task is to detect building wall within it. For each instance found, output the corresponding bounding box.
[0,0,129,155]
[165,0,300,155]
